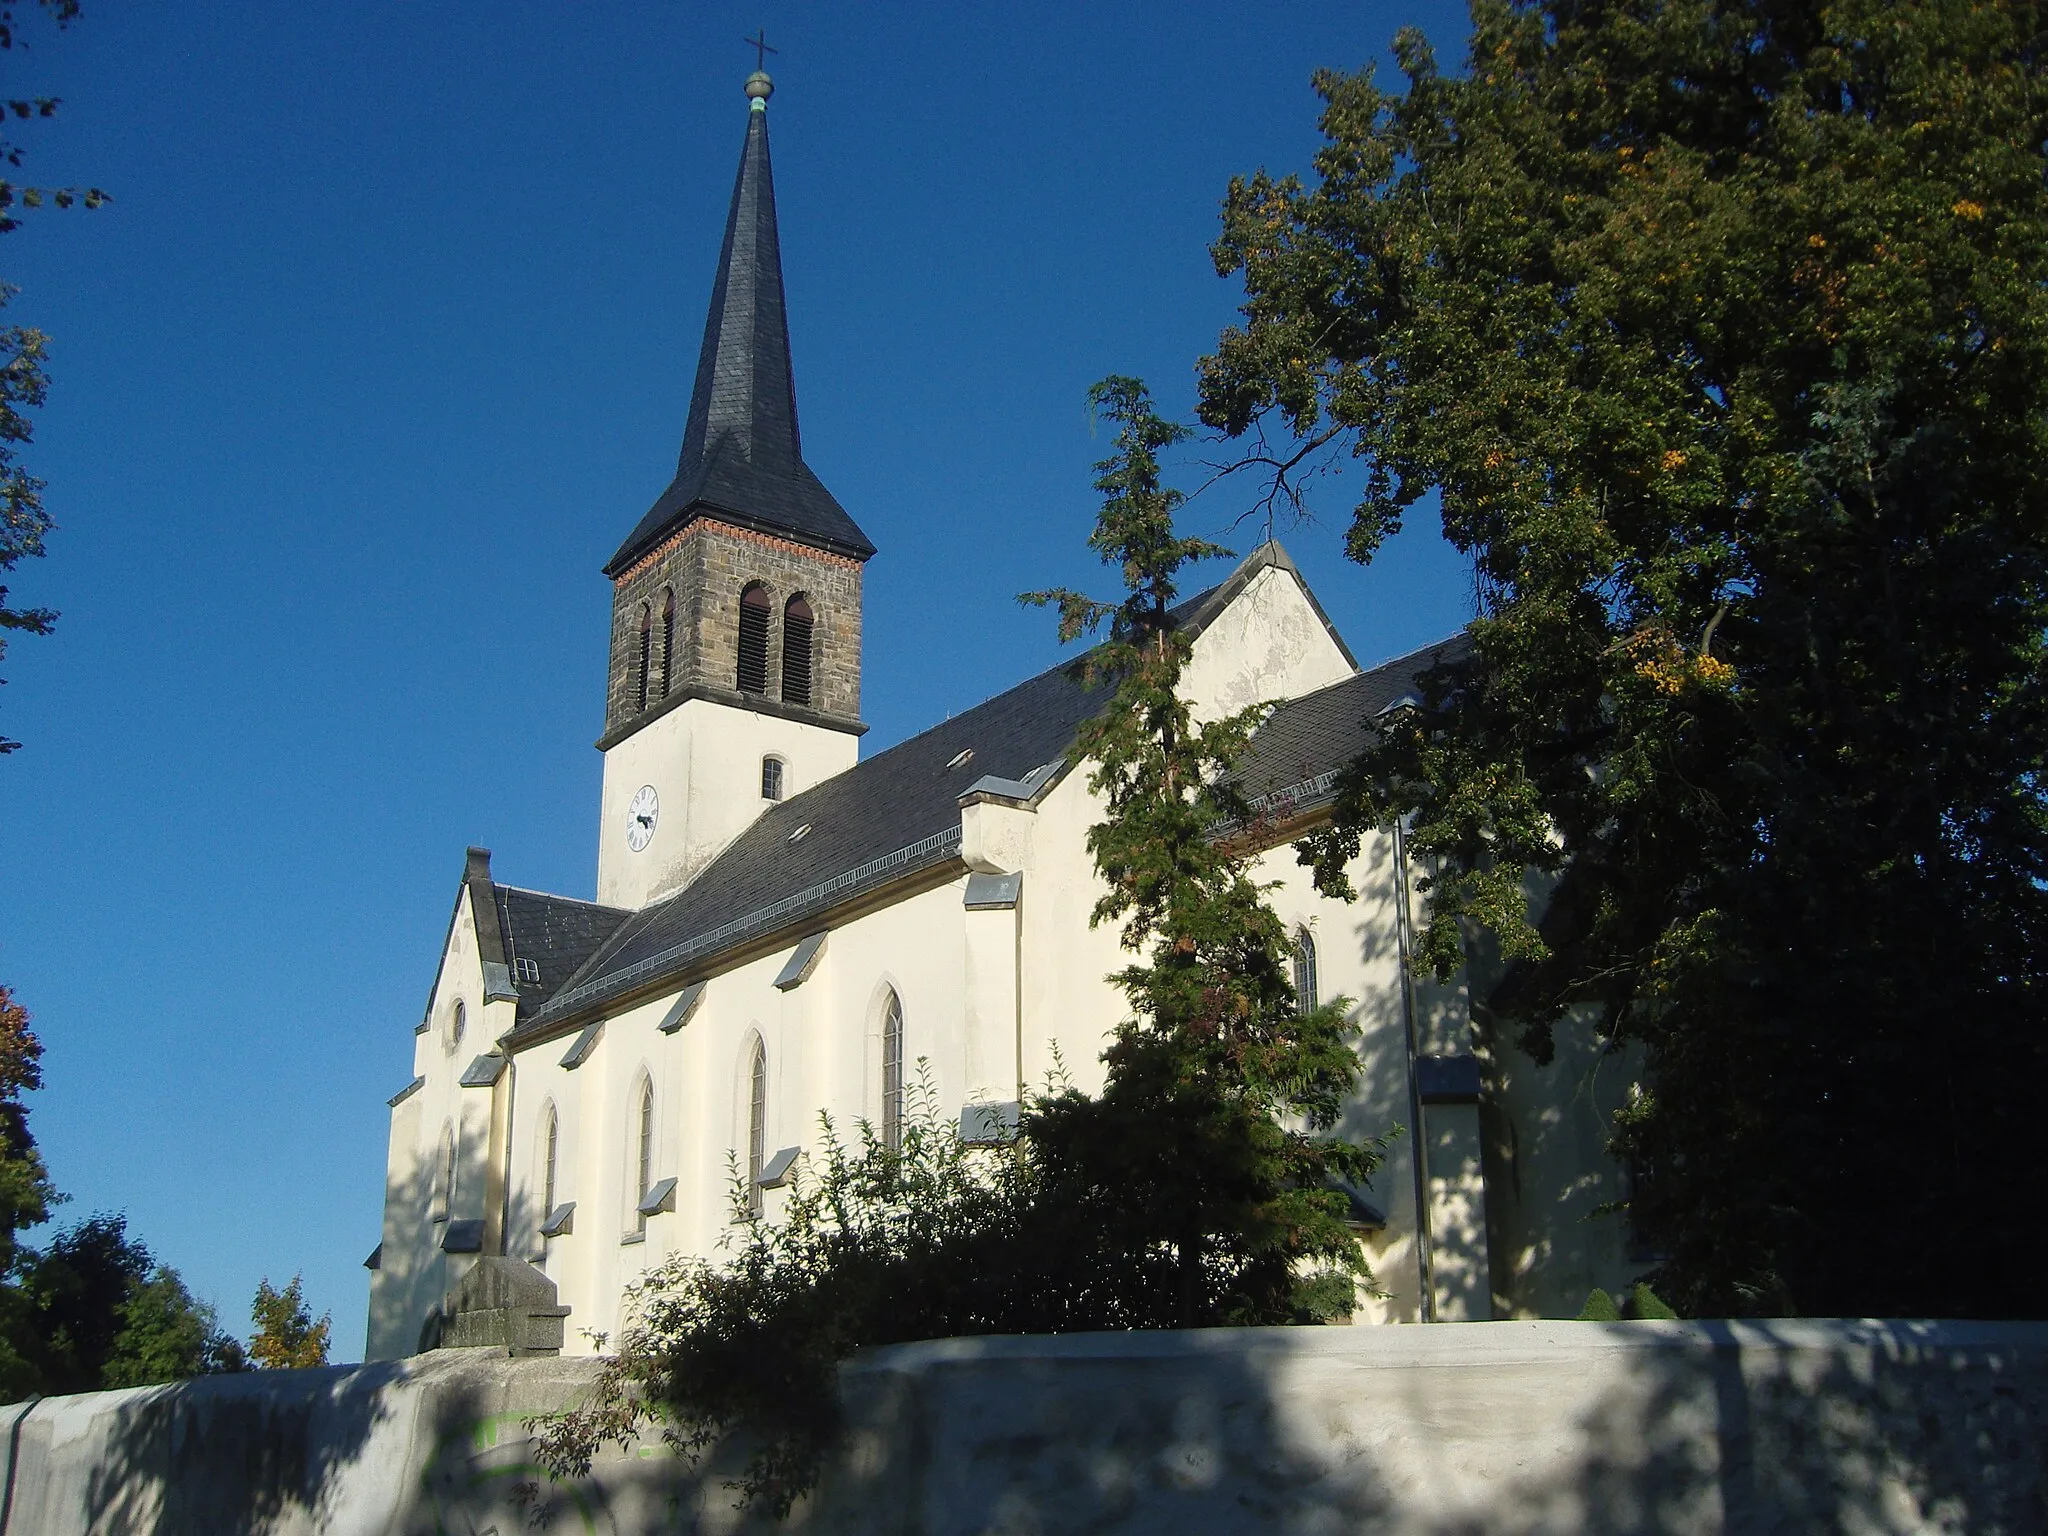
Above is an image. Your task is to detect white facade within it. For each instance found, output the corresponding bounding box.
[367,551,1641,1360]
[367,80,1641,1362]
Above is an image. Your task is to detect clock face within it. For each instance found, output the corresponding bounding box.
[626,784,659,852]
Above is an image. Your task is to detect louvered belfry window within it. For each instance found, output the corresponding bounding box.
[737,585,771,695]
[782,595,814,706]
[659,588,676,700]
[635,603,652,712]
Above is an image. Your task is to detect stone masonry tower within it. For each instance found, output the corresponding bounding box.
[595,68,874,910]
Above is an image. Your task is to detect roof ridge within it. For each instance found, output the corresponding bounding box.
[493,882,629,910]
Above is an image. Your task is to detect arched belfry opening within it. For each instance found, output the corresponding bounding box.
[635,602,653,712]
[659,588,677,700]
[737,584,772,696]
[782,594,813,706]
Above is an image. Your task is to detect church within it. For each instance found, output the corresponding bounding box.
[364,68,1637,1361]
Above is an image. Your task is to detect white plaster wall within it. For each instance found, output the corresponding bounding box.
[1484,1006,1644,1319]
[385,548,1643,1351]
[1179,562,1354,724]
[597,698,861,910]
[507,878,979,1355]
[367,886,491,1360]
[8,1322,2043,1535]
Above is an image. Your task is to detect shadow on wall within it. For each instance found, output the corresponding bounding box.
[1,1319,2042,1533]
[0,1349,667,1536]
[806,1320,2046,1536]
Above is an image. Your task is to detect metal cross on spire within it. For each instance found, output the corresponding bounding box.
[743,29,778,71]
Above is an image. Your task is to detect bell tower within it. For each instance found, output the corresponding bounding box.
[595,67,873,911]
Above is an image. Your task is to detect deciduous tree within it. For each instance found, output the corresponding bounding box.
[249,1273,330,1369]
[0,0,105,753]
[1202,0,2048,1317]
[10,1213,241,1393]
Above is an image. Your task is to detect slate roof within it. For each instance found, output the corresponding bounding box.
[1229,634,1475,815]
[605,102,874,574]
[491,885,631,1024]
[520,643,1111,1034]
[508,549,1465,1039]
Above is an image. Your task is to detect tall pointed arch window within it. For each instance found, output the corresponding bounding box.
[881,989,905,1153]
[782,595,814,706]
[659,588,677,700]
[635,602,653,712]
[746,1036,767,1217]
[1292,927,1319,1014]
[540,1103,559,1219]
[737,584,771,695]
[633,1077,655,1235]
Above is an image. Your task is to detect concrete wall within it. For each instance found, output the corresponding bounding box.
[4,1321,2042,1534]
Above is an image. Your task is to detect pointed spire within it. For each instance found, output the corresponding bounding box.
[606,74,874,576]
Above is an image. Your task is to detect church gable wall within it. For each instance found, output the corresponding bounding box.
[1179,562,1356,725]
[369,883,494,1359]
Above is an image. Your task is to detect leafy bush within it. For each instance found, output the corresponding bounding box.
[535,1072,1035,1514]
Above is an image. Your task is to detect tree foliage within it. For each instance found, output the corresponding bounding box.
[1019,376,1383,1330]
[5,1213,242,1395]
[0,991,243,1395]
[0,983,53,1262]
[533,381,1387,1513]
[249,1273,331,1370]
[0,0,103,753]
[1202,0,2048,1317]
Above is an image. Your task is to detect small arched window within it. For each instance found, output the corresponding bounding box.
[761,756,785,801]
[747,1036,767,1218]
[881,989,905,1153]
[435,1123,456,1221]
[447,997,466,1054]
[782,594,814,706]
[1292,927,1318,1014]
[636,602,653,712]
[633,1077,655,1234]
[659,588,677,700]
[737,584,771,695]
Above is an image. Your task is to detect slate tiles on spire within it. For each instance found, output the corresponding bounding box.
[607,99,874,575]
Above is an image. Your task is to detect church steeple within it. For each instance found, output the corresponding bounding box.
[595,66,869,911]
[604,70,874,576]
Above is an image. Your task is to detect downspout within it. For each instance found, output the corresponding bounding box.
[1014,884,1026,1108]
[1393,813,1438,1322]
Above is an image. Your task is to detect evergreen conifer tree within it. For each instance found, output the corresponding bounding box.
[1022,375,1383,1327]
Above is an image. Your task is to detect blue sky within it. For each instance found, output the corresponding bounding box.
[0,0,1475,1359]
